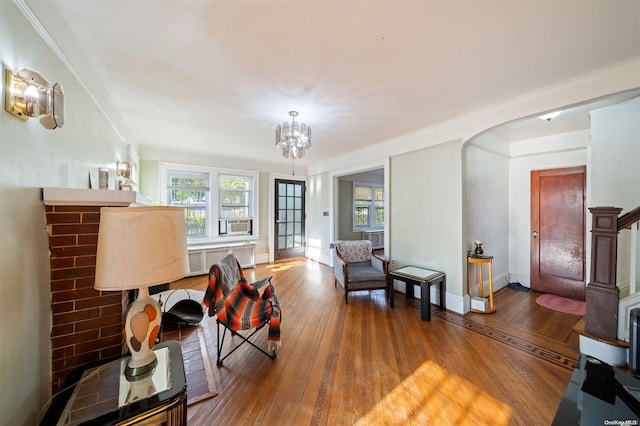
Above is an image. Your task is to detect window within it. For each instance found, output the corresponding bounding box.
[161,163,257,242]
[219,175,252,219]
[167,170,209,238]
[353,183,384,229]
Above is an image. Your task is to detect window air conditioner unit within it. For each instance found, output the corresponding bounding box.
[222,219,251,235]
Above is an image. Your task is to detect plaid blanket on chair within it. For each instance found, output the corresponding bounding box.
[203,254,281,349]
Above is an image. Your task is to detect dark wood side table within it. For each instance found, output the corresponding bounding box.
[40,341,187,425]
[390,265,446,321]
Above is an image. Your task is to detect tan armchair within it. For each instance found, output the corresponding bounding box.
[331,240,390,304]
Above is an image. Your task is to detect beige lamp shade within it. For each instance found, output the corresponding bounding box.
[95,206,190,291]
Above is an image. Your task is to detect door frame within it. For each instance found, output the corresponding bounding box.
[268,172,306,264]
[274,178,307,261]
[530,165,587,299]
[329,158,390,267]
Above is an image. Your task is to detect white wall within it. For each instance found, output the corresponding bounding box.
[464,136,510,293]
[389,141,465,311]
[507,130,589,286]
[139,159,161,204]
[1,2,127,423]
[590,96,640,210]
[590,96,640,288]
[306,172,331,264]
[256,171,270,259]
[337,180,360,241]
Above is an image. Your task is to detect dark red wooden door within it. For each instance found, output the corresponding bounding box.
[531,166,586,300]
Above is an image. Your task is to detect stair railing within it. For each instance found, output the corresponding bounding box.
[618,206,640,297]
[585,205,640,340]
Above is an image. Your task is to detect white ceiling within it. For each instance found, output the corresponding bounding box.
[23,0,640,169]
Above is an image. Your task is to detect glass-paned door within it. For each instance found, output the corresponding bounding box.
[275,179,305,261]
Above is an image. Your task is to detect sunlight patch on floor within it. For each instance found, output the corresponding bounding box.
[356,360,512,425]
[265,259,307,272]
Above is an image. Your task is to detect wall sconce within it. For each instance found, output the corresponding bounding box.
[4,68,64,129]
[116,161,131,180]
[116,160,132,190]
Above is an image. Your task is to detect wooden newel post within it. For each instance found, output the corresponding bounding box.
[585,206,623,339]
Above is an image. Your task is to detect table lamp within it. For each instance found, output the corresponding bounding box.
[95,206,189,379]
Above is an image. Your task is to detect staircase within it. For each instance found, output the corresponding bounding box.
[581,205,640,364]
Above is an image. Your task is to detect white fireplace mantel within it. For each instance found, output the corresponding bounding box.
[42,187,153,206]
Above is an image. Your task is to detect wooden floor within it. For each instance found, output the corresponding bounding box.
[171,258,581,425]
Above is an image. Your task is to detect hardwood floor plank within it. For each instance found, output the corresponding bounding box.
[172,259,578,425]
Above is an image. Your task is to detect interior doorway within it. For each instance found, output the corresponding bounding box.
[274,179,306,261]
[530,166,586,300]
[335,168,385,241]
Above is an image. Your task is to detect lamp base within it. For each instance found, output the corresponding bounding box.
[124,287,162,380]
[125,357,158,380]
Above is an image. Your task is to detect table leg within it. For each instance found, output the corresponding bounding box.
[488,261,494,311]
[389,277,394,308]
[406,281,415,300]
[478,264,484,298]
[439,276,446,310]
[420,282,431,321]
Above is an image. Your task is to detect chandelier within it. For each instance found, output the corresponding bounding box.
[275,111,312,160]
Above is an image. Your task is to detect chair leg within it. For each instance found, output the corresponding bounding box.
[216,320,227,366]
[216,319,276,365]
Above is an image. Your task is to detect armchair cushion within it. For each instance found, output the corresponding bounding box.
[335,240,372,263]
[347,262,386,283]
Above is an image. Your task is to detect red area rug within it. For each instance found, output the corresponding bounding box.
[536,293,585,316]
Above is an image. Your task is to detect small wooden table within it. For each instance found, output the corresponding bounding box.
[467,255,496,313]
[390,266,446,321]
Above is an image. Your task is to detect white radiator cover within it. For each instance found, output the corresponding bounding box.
[187,242,256,275]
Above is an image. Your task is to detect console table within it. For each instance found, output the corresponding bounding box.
[390,266,446,321]
[39,341,187,425]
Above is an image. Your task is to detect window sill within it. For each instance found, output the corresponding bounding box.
[188,236,257,249]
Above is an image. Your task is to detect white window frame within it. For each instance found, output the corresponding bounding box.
[160,162,258,244]
[353,182,384,231]
[219,174,253,220]
[166,169,211,239]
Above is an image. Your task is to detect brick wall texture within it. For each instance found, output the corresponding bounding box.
[45,205,126,393]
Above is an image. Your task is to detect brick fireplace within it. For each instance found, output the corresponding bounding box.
[43,188,151,392]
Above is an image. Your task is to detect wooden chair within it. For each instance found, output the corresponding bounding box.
[331,240,390,304]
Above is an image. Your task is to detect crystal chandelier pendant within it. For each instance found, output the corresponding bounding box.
[275,111,312,174]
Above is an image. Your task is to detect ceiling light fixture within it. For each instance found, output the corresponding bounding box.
[275,111,311,175]
[539,111,562,122]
